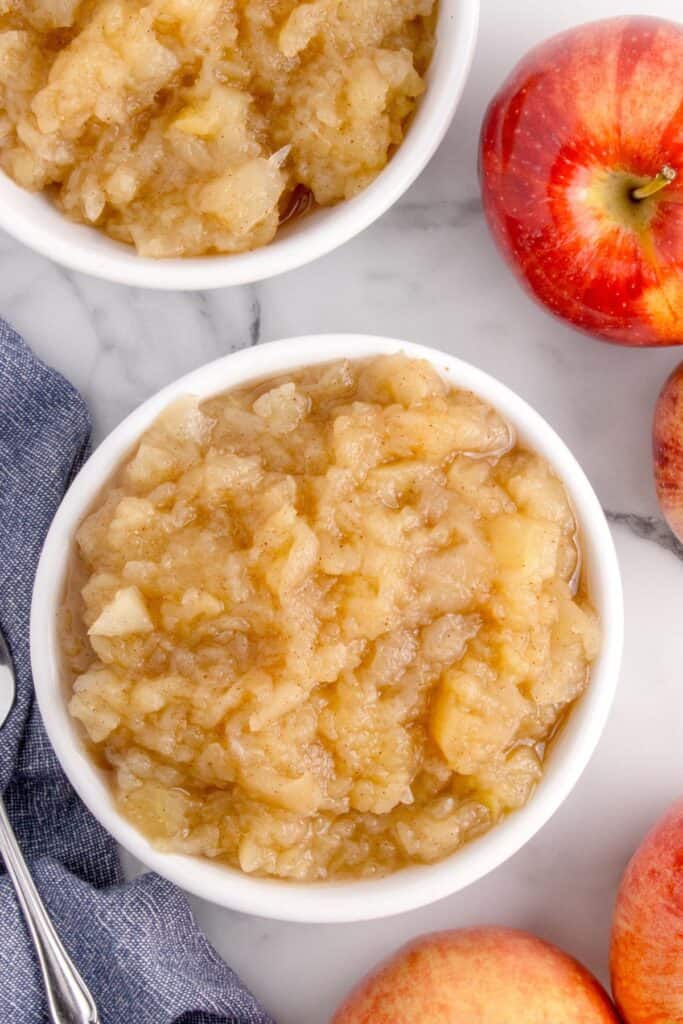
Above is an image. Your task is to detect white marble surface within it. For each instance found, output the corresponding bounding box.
[4,0,683,1020]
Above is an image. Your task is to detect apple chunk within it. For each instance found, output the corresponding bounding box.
[88,586,153,637]
[488,514,561,582]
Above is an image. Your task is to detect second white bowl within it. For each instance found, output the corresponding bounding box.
[30,334,623,922]
[0,0,478,289]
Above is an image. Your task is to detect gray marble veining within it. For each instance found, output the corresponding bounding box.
[606,512,683,562]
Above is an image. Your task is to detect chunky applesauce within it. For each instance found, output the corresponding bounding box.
[62,356,599,881]
[0,0,435,257]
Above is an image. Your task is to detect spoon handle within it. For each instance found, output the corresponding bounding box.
[0,795,100,1024]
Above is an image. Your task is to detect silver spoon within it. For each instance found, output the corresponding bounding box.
[0,627,100,1024]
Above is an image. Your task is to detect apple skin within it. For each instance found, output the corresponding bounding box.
[653,363,683,542]
[610,798,683,1024]
[480,16,683,347]
[332,927,620,1024]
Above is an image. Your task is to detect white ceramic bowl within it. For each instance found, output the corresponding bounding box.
[31,335,623,922]
[0,0,478,290]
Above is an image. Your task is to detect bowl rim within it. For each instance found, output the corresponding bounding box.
[0,0,479,290]
[30,334,624,922]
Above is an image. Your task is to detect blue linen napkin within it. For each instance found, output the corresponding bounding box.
[0,320,274,1024]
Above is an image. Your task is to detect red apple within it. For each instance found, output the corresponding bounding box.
[653,363,683,542]
[610,798,683,1023]
[333,927,620,1023]
[480,16,683,347]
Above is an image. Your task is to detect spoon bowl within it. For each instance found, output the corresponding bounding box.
[0,629,15,727]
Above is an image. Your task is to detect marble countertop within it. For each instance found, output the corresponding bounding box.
[3,0,683,1020]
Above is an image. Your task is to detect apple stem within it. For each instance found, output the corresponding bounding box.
[631,166,677,201]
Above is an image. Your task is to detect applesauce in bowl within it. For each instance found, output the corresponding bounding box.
[0,0,435,258]
[0,2,479,287]
[60,352,599,883]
